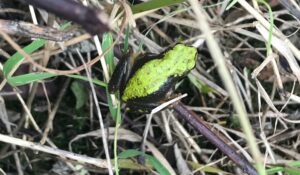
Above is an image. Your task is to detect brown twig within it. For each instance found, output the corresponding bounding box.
[0,1,129,75]
[172,102,258,175]
[22,0,111,35]
[0,19,73,41]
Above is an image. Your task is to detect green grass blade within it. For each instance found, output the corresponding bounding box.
[7,72,56,86]
[118,149,170,175]
[102,33,114,75]
[188,161,231,174]
[66,74,106,87]
[226,0,238,10]
[285,167,300,175]
[3,22,72,84]
[101,32,119,120]
[123,25,130,54]
[257,0,274,55]
[102,32,120,175]
[6,73,106,87]
[118,149,141,159]
[267,161,300,174]
[145,155,170,175]
[131,0,187,14]
[3,39,46,78]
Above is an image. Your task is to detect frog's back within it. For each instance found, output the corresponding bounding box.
[122,44,197,102]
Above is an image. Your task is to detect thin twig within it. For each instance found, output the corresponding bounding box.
[0,133,109,168]
[173,102,258,175]
[0,97,24,175]
[40,78,71,144]
[77,49,114,175]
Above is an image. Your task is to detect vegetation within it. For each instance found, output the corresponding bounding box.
[0,0,300,174]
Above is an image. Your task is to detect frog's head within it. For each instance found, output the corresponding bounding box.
[165,44,198,75]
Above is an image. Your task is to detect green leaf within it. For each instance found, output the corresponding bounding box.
[145,155,170,175]
[101,32,119,120]
[267,161,300,174]
[3,22,72,85]
[123,25,130,54]
[117,159,148,170]
[118,149,142,159]
[257,0,274,56]
[7,72,56,86]
[71,81,88,109]
[267,166,284,174]
[6,72,106,87]
[131,0,187,14]
[188,161,232,174]
[118,149,170,175]
[285,167,300,175]
[3,39,46,78]
[102,32,114,75]
[225,0,238,10]
[2,23,107,88]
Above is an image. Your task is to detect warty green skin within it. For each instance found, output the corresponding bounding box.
[122,44,197,102]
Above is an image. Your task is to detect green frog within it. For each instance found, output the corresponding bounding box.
[108,44,198,113]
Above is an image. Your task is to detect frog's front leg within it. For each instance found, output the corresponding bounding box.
[108,52,133,93]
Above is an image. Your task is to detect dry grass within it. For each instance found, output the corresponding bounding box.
[0,0,300,174]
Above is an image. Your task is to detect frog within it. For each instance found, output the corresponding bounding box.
[108,44,198,113]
